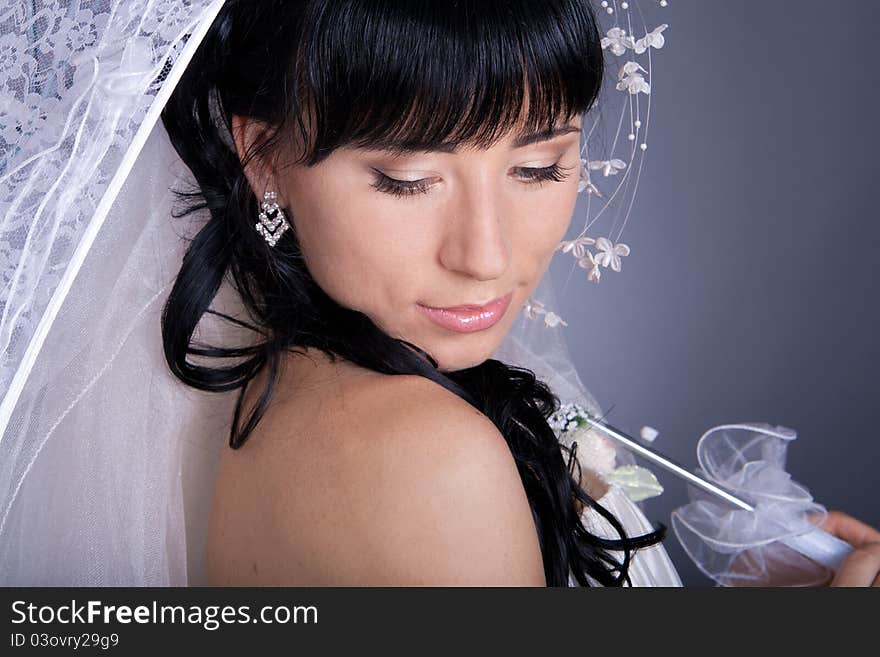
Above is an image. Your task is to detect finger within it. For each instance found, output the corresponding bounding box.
[830,543,880,587]
[814,511,880,548]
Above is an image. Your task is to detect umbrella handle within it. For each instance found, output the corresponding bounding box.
[779,528,854,572]
[582,415,856,574]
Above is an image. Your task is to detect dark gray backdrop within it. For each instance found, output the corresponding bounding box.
[551,0,880,586]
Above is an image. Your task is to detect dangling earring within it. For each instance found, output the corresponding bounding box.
[255,190,291,247]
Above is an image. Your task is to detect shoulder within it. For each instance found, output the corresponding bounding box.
[288,373,547,585]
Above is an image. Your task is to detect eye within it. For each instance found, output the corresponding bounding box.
[370,169,434,197]
[514,162,575,186]
[369,161,576,198]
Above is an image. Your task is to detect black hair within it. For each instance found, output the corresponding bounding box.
[160,0,667,587]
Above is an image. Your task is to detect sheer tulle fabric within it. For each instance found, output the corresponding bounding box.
[0,123,236,584]
[0,0,229,584]
[671,423,837,587]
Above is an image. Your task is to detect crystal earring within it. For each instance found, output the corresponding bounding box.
[255,190,291,247]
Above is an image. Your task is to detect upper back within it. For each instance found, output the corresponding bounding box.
[206,349,547,586]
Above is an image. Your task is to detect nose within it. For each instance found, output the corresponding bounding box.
[438,172,510,281]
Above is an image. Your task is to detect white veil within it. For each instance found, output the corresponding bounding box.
[0,0,653,585]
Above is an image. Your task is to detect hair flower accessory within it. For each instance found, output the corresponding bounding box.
[577,158,603,196]
[600,27,635,56]
[594,237,631,272]
[523,298,569,327]
[524,1,670,328]
[558,236,597,257]
[634,23,668,53]
[549,402,664,503]
[578,249,602,283]
[588,159,627,177]
[617,61,651,95]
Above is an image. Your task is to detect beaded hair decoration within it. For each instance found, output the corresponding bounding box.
[524,0,670,329]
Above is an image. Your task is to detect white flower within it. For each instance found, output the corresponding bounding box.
[600,27,635,56]
[543,311,567,328]
[594,237,631,272]
[577,159,602,196]
[588,158,627,177]
[577,250,602,284]
[557,235,596,258]
[567,426,619,475]
[616,61,651,95]
[523,298,546,319]
[634,24,668,54]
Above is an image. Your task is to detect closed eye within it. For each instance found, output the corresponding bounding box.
[513,162,575,186]
[369,169,435,197]
[370,162,575,198]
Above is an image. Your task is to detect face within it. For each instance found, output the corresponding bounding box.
[234,112,582,371]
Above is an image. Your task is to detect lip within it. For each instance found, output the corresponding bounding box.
[416,291,514,333]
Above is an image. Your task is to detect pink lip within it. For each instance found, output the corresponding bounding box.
[416,292,514,333]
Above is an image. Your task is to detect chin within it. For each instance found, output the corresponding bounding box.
[429,337,504,373]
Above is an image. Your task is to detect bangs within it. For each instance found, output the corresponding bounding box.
[288,0,604,164]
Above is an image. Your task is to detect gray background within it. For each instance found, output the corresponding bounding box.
[551,1,880,586]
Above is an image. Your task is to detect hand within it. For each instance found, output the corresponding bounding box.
[808,510,880,587]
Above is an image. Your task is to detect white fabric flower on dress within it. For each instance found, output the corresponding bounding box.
[616,61,651,95]
[588,159,627,177]
[594,237,631,272]
[600,27,635,56]
[577,250,602,284]
[634,24,668,54]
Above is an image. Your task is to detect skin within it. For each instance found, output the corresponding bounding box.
[234,109,583,371]
[813,511,880,587]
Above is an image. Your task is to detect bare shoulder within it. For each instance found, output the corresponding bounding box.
[321,373,548,586]
[207,365,546,586]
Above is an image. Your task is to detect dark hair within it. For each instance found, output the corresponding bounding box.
[161,0,667,587]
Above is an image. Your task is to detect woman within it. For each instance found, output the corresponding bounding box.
[160,0,673,587]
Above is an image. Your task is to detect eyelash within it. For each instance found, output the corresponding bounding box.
[369,162,575,198]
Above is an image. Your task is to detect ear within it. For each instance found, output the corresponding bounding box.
[231,114,279,201]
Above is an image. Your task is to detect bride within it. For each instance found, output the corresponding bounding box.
[160,0,671,587]
[2,0,878,587]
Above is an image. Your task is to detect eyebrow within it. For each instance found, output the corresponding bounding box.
[363,124,581,155]
[512,125,581,148]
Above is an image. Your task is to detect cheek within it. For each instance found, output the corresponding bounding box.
[515,186,577,266]
[289,189,424,315]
